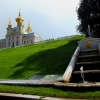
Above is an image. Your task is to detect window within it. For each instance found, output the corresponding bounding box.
[31,39,32,43]
[12,42,14,47]
[24,41,26,44]
[9,42,10,47]
[27,40,28,44]
[16,41,18,45]
[2,45,4,48]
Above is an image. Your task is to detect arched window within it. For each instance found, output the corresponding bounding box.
[16,41,18,45]
[31,39,32,43]
[12,42,14,47]
[24,41,26,44]
[9,42,10,47]
[27,40,28,44]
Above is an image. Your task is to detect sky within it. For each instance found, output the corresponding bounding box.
[0,0,80,40]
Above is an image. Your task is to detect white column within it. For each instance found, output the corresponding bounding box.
[33,36,35,43]
[30,38,31,44]
[25,39,27,44]
[19,35,22,46]
[6,38,8,48]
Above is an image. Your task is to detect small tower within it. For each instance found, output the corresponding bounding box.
[8,20,12,28]
[6,20,12,36]
[15,11,24,26]
[27,22,32,33]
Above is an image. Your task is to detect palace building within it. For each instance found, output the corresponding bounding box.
[0,12,42,49]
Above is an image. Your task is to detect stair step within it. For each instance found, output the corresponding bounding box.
[76,61,100,65]
[79,49,99,56]
[80,49,98,53]
[78,54,99,58]
[79,53,99,56]
[73,70,100,74]
[70,48,100,83]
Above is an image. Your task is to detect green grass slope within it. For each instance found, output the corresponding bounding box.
[0,35,84,79]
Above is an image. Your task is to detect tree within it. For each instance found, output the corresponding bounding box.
[77,0,100,37]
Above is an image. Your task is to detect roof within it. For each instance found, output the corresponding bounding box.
[23,33,34,38]
[0,39,6,43]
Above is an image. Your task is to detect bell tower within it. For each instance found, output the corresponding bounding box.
[15,11,25,34]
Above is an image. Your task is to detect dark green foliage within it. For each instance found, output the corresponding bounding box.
[77,0,100,37]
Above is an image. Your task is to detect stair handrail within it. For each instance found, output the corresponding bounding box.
[62,46,80,82]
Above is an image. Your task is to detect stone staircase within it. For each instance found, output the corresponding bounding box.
[71,49,100,83]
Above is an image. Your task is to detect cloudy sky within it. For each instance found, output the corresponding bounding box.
[0,0,80,40]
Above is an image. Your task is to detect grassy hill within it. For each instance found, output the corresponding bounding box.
[1,35,100,99]
[0,35,84,79]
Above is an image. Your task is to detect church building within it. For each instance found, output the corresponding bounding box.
[0,12,42,49]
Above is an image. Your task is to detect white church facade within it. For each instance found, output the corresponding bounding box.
[0,12,42,49]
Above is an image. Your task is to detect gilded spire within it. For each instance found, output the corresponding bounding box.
[27,22,32,33]
[8,20,12,28]
[19,8,21,16]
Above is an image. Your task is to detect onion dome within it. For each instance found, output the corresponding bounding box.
[27,22,32,33]
[15,12,24,26]
[8,20,12,28]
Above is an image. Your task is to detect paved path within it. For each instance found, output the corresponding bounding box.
[0,80,94,99]
[0,79,56,86]
[0,79,100,87]
[0,93,87,100]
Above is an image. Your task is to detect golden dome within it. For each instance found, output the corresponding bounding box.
[8,20,12,28]
[27,22,32,32]
[16,12,24,25]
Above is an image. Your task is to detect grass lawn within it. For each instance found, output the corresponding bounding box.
[0,35,84,79]
[2,35,100,99]
[0,84,100,99]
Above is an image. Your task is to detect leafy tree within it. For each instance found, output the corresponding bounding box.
[77,0,100,37]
